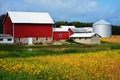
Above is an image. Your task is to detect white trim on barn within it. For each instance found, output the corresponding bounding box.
[13,24,14,38]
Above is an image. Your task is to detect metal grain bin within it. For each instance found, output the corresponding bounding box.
[93,19,111,37]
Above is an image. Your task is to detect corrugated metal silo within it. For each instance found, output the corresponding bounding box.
[93,19,111,37]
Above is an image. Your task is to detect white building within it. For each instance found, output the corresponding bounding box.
[0,34,14,43]
[70,33,101,44]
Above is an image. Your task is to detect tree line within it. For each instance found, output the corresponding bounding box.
[55,21,93,27]
[55,21,120,35]
[0,14,120,35]
[0,14,5,33]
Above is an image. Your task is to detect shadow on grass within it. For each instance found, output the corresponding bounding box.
[0,42,120,58]
[0,48,110,58]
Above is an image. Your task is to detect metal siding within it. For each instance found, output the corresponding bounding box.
[93,24,111,37]
[53,32,69,40]
[14,24,53,38]
[4,15,13,36]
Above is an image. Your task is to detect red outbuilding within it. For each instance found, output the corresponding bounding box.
[60,26,76,36]
[3,11,54,44]
[53,26,76,40]
[53,28,69,40]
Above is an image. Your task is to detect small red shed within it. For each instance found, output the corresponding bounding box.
[53,28,69,40]
[3,11,54,44]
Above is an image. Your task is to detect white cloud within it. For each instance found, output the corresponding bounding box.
[1,0,120,25]
[22,0,115,23]
[24,0,99,12]
[23,0,101,20]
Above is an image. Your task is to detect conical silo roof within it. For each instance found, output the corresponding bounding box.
[93,19,111,25]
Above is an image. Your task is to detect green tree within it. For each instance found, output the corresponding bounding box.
[55,21,92,27]
[55,21,69,27]
[112,25,120,35]
[69,21,92,27]
[0,14,5,34]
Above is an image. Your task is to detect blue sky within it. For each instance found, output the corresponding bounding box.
[0,0,120,25]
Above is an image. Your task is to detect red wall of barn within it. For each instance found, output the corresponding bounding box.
[4,15,13,36]
[68,29,74,35]
[53,32,69,40]
[14,24,53,38]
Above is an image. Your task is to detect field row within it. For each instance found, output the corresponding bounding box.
[0,50,120,80]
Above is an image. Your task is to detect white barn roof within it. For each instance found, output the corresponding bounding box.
[70,28,87,33]
[82,27,93,32]
[70,33,97,38]
[60,26,76,30]
[7,11,54,24]
[93,19,111,25]
[53,28,68,32]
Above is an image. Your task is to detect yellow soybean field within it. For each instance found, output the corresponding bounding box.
[0,50,120,80]
[101,35,120,44]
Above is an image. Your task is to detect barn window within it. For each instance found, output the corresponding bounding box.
[59,34,62,38]
[7,38,12,41]
[46,37,48,41]
[79,38,81,40]
[36,38,39,41]
[85,38,87,40]
[18,38,21,42]
[0,39,3,41]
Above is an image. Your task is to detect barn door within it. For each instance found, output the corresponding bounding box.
[28,38,32,45]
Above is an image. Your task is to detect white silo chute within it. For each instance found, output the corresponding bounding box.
[93,19,112,37]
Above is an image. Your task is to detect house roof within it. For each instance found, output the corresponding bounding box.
[70,28,87,33]
[60,26,76,30]
[70,33,98,38]
[53,28,68,32]
[0,34,12,37]
[7,11,54,24]
[93,19,111,25]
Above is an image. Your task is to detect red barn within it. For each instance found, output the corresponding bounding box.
[60,26,75,36]
[53,28,69,40]
[3,11,54,44]
[68,29,74,36]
